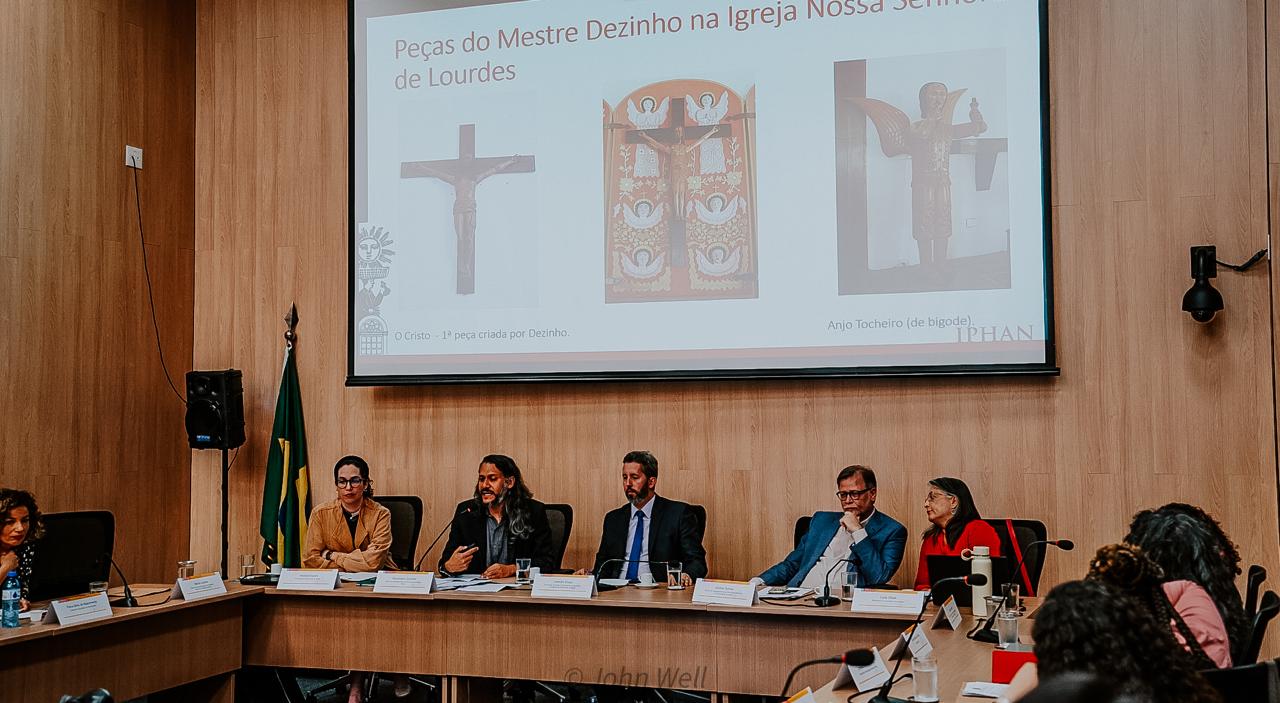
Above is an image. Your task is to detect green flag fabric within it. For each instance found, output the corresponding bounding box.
[259,345,311,567]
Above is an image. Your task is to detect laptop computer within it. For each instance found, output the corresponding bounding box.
[926,555,1014,606]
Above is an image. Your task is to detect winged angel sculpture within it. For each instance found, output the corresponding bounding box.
[852,82,987,266]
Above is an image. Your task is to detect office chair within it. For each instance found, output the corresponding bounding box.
[30,511,114,602]
[1247,565,1268,618]
[1202,657,1280,702]
[793,515,811,549]
[544,503,574,572]
[1241,591,1280,666]
[983,518,1048,595]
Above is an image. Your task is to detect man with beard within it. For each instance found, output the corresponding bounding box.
[438,454,555,577]
[583,451,707,585]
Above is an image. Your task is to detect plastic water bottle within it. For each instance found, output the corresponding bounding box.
[963,546,993,617]
[2,571,20,628]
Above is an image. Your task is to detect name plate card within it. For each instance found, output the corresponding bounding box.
[886,623,934,660]
[276,568,339,591]
[832,647,892,693]
[531,574,597,600]
[47,592,113,626]
[372,571,435,595]
[692,578,758,607]
[170,572,228,601]
[849,588,928,615]
[784,687,817,703]
[931,594,963,630]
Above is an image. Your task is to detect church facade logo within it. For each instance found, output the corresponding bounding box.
[356,225,396,356]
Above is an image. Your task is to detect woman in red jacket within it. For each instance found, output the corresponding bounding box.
[913,477,1001,590]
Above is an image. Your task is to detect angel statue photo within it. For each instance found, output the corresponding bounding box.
[833,51,1012,295]
[603,79,759,303]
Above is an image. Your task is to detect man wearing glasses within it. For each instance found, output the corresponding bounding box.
[302,455,396,572]
[756,465,906,589]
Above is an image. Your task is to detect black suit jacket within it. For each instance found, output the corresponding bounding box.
[591,495,708,581]
[438,498,556,575]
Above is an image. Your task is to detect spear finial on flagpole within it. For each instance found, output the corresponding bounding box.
[284,303,298,349]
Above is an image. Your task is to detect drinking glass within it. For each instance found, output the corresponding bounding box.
[177,560,197,581]
[515,558,532,585]
[841,571,859,601]
[912,655,939,702]
[88,580,108,594]
[239,554,256,579]
[666,562,684,590]
[1002,582,1021,612]
[996,607,1020,648]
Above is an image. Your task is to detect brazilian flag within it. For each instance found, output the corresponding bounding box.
[259,345,311,567]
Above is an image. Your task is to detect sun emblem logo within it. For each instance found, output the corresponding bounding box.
[356,225,395,280]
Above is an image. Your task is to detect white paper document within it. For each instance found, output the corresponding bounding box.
[962,682,1010,698]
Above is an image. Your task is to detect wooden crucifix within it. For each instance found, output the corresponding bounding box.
[624,98,732,268]
[401,124,535,294]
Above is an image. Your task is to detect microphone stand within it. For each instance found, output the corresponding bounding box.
[869,575,980,703]
[107,556,139,608]
[813,557,858,607]
[969,539,1070,643]
[592,558,668,590]
[780,650,874,698]
[416,505,476,571]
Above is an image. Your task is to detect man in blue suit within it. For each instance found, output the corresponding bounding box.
[757,465,907,589]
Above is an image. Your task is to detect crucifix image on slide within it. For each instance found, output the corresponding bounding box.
[604,79,759,303]
[400,124,536,295]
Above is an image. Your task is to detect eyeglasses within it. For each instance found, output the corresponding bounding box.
[925,491,952,502]
[336,477,367,488]
[836,488,873,501]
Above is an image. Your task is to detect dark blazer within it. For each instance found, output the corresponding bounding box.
[757,509,907,588]
[591,495,708,581]
[438,498,556,575]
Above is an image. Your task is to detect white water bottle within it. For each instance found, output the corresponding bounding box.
[962,546,993,617]
[2,571,20,628]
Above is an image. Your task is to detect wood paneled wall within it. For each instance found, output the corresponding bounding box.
[192,0,1280,610]
[1,0,196,583]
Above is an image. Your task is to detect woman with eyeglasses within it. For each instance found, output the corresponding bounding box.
[913,476,1000,590]
[302,455,397,572]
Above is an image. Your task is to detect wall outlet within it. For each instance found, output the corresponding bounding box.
[125,145,143,169]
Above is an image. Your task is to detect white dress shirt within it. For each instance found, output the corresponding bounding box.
[625,496,656,581]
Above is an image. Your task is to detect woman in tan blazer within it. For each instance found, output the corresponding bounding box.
[303,455,397,572]
[302,455,398,703]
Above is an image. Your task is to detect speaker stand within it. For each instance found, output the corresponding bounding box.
[220,446,229,578]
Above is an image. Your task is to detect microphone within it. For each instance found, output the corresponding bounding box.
[813,557,858,607]
[592,558,670,589]
[103,554,139,608]
[870,574,985,703]
[416,504,476,571]
[969,538,1073,644]
[780,648,875,698]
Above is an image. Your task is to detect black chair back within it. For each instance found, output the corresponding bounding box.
[544,503,574,571]
[1202,658,1280,702]
[1242,591,1280,666]
[377,496,423,569]
[689,504,707,540]
[1248,565,1268,618]
[29,511,114,602]
[793,515,812,550]
[983,518,1048,595]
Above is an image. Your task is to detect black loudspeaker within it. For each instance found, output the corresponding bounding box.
[185,369,245,449]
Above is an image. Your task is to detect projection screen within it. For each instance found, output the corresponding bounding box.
[349,0,1055,384]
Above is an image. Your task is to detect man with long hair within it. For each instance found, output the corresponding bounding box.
[439,455,555,577]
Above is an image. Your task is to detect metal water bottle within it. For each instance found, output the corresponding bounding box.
[962,546,993,617]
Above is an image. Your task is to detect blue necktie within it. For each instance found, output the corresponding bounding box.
[625,512,645,580]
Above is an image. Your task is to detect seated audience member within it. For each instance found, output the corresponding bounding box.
[913,477,1000,590]
[1127,504,1250,661]
[757,465,907,589]
[303,455,396,571]
[1024,580,1222,703]
[1005,673,1129,703]
[0,489,42,611]
[301,456,398,703]
[584,451,707,586]
[1088,543,1230,668]
[439,454,555,577]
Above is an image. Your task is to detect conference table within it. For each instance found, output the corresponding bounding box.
[0,580,1019,702]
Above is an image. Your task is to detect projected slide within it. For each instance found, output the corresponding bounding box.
[350,0,1052,381]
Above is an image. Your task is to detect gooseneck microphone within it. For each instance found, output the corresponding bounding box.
[869,573,987,703]
[105,554,139,608]
[416,504,476,570]
[812,557,859,607]
[969,538,1074,644]
[780,648,875,698]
